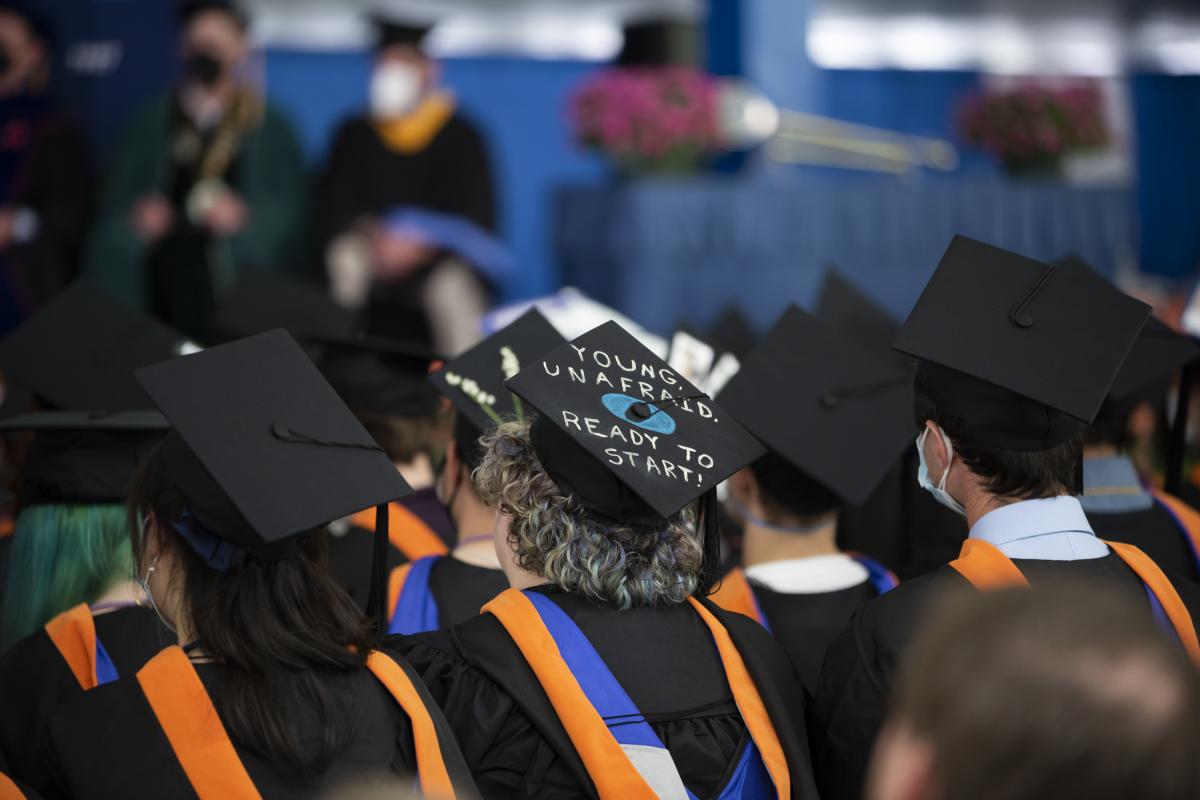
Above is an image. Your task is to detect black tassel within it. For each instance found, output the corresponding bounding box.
[364,502,389,641]
[697,489,723,596]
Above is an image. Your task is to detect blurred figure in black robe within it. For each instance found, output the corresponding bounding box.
[314,15,496,355]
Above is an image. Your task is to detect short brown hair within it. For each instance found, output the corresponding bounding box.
[889,583,1200,800]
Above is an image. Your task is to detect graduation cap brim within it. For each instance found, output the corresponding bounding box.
[505,321,765,520]
[373,16,432,49]
[0,281,192,411]
[0,410,168,433]
[210,273,359,342]
[309,333,443,418]
[136,329,411,551]
[719,307,914,506]
[895,236,1150,447]
[429,308,565,432]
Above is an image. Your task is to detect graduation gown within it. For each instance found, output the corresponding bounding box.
[326,488,456,608]
[0,605,169,793]
[1085,492,1200,583]
[388,585,820,799]
[809,554,1200,800]
[387,555,510,634]
[42,649,472,799]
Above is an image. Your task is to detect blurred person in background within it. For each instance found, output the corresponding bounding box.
[314,13,497,355]
[0,2,92,332]
[868,584,1200,800]
[84,0,305,341]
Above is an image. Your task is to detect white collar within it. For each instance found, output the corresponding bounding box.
[744,553,868,594]
[969,496,1108,561]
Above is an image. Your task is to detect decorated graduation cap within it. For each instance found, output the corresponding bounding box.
[816,270,908,368]
[719,306,913,506]
[136,329,411,627]
[0,411,168,506]
[312,334,442,419]
[506,321,765,590]
[210,273,359,343]
[429,308,565,469]
[0,281,194,412]
[895,236,1151,451]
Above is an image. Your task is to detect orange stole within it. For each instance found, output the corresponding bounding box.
[137,647,459,800]
[44,604,100,690]
[350,502,448,561]
[482,589,791,800]
[709,567,764,623]
[0,772,24,800]
[1151,489,1200,561]
[949,538,1200,664]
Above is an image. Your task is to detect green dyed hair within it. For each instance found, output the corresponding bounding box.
[0,504,131,650]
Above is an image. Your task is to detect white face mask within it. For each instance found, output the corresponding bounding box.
[369,63,423,119]
[916,426,966,516]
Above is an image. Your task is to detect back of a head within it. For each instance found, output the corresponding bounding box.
[886,584,1200,800]
[749,451,839,523]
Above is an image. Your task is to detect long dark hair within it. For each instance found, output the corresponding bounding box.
[127,444,374,783]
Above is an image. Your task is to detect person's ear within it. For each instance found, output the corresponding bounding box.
[922,420,951,476]
[437,439,462,503]
[727,467,759,513]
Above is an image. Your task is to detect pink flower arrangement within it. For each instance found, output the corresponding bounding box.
[569,66,719,173]
[957,82,1109,173]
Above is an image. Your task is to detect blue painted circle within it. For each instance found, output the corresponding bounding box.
[600,393,677,435]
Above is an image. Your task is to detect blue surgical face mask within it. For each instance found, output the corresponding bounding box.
[916,427,966,516]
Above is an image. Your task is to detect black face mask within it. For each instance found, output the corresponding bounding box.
[183,52,223,88]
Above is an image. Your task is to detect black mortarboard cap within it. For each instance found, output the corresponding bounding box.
[179,0,246,27]
[136,329,411,556]
[313,334,442,419]
[618,19,676,66]
[0,411,168,506]
[709,307,758,359]
[506,321,765,522]
[816,270,908,368]
[0,281,193,412]
[210,273,358,343]
[895,236,1151,450]
[719,307,913,506]
[430,309,565,432]
[374,15,432,50]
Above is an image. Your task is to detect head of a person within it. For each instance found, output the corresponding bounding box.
[434,414,487,515]
[0,4,49,97]
[369,25,437,119]
[728,451,839,530]
[0,503,128,650]
[913,365,1083,510]
[474,417,702,609]
[127,442,372,783]
[357,408,450,484]
[178,1,248,92]
[869,583,1200,800]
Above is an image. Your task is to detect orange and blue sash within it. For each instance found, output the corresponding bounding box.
[387,556,442,635]
[484,589,790,800]
[349,502,449,562]
[1150,490,1200,575]
[711,555,897,631]
[949,538,1200,665]
[43,604,119,690]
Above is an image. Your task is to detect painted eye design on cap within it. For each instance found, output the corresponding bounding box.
[601,393,677,435]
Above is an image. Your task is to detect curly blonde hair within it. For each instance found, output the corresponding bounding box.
[474,418,702,609]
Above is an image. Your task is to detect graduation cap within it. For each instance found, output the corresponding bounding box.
[815,270,907,368]
[210,273,359,343]
[506,321,765,589]
[895,236,1151,451]
[136,330,411,629]
[719,307,914,506]
[0,281,194,412]
[178,0,246,27]
[708,307,758,360]
[373,12,432,51]
[312,334,442,419]
[429,308,565,468]
[0,411,168,506]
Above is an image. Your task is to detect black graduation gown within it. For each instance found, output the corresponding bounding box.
[0,605,169,794]
[387,586,820,800]
[43,662,414,799]
[750,579,878,693]
[425,557,510,626]
[1086,505,1200,582]
[808,554,1200,800]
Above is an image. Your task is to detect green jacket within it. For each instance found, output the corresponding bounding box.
[84,93,307,309]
